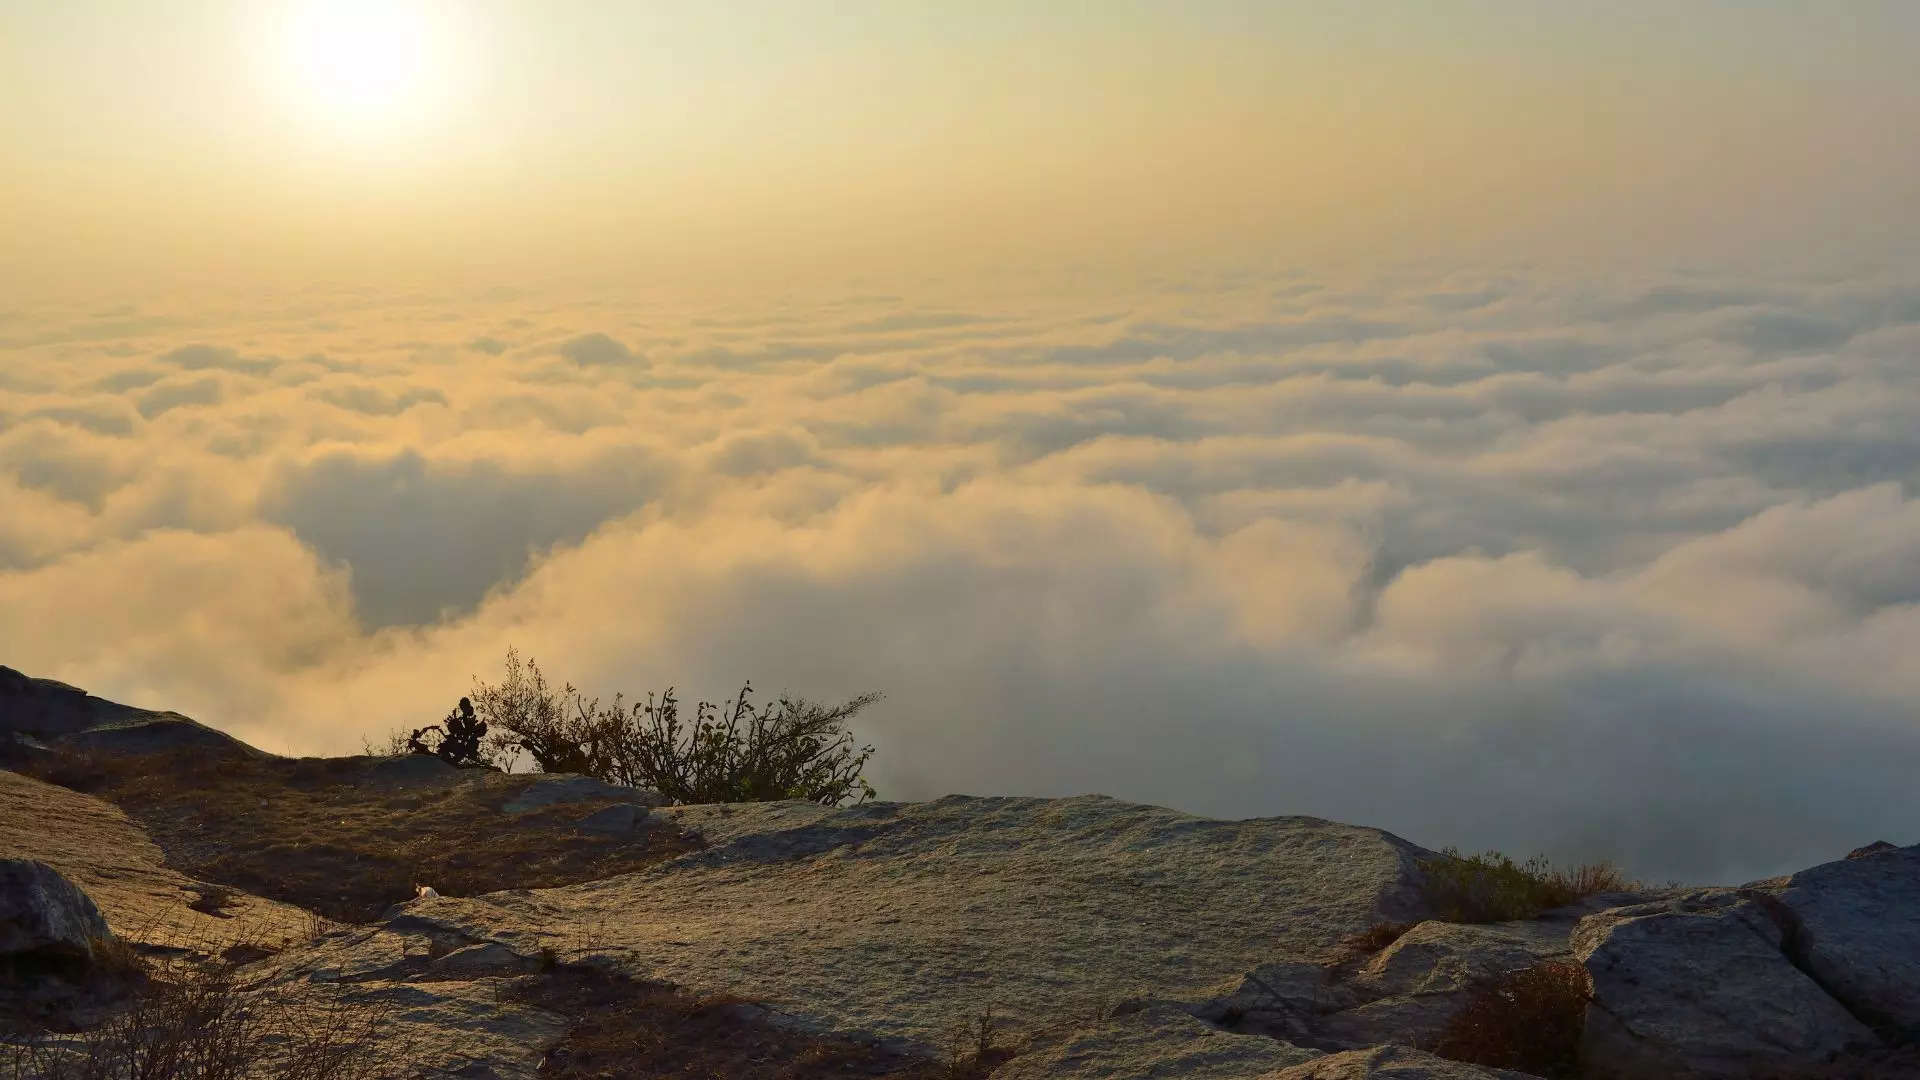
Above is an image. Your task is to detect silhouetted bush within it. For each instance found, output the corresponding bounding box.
[1419,848,1631,923]
[1430,960,1592,1078]
[471,649,880,806]
[405,697,490,767]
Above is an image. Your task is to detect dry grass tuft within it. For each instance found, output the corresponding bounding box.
[1430,960,1592,1079]
[1339,920,1417,957]
[1420,848,1632,924]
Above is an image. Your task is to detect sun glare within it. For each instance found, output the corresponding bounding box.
[271,1,460,140]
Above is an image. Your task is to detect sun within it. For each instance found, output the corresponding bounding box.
[270,1,461,139]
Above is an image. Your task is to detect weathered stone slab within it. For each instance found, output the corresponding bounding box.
[1573,890,1877,1079]
[402,793,1435,1053]
[1774,842,1920,1036]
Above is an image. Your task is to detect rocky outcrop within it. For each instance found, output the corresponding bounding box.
[0,770,308,954]
[8,670,1915,1080]
[0,665,258,761]
[1773,841,1920,1038]
[0,860,109,964]
[1573,890,1879,1078]
[339,794,1438,1054]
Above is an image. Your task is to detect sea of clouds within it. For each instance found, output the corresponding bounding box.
[4,260,1919,883]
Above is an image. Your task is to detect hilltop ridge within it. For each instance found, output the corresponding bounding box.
[3,669,1917,1079]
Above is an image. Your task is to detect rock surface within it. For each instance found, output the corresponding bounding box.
[380,793,1437,1052]
[1573,890,1878,1078]
[246,920,565,1080]
[0,770,308,954]
[1259,1045,1538,1079]
[998,1004,1322,1079]
[1774,842,1920,1037]
[1316,919,1573,1051]
[575,802,649,835]
[0,665,258,761]
[0,859,109,963]
[500,773,668,813]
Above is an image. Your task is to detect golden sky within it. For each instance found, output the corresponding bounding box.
[6,1,1918,290]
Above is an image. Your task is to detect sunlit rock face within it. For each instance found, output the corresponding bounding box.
[400,793,1436,1052]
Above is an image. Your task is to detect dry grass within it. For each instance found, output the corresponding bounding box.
[20,746,699,923]
[2,949,392,1080]
[1419,848,1632,924]
[510,966,1012,1080]
[1429,960,1592,1079]
[1339,920,1417,957]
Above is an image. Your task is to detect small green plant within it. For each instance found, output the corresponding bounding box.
[1419,848,1630,923]
[1430,960,1592,1078]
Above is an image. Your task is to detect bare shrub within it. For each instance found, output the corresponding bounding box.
[472,649,881,806]
[1430,960,1592,1078]
[356,731,409,758]
[943,1007,1012,1079]
[1420,848,1632,923]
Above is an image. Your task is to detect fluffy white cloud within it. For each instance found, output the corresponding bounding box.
[2,264,1918,882]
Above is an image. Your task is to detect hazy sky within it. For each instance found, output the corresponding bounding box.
[6,1,1918,286]
[3,2,1920,883]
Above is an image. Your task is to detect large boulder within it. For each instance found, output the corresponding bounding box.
[1773,841,1920,1038]
[0,859,110,964]
[1573,890,1878,1078]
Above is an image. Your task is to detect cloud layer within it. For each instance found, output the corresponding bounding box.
[4,262,1919,883]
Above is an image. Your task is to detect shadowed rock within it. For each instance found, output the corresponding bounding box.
[1775,842,1920,1037]
[0,859,108,964]
[0,665,259,762]
[1573,890,1878,1078]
